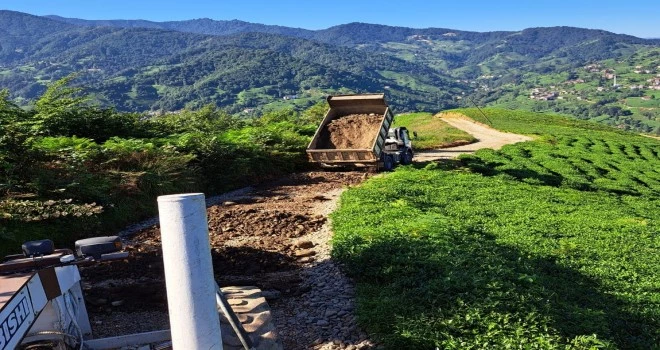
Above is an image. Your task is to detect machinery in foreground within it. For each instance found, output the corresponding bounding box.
[1,193,279,350]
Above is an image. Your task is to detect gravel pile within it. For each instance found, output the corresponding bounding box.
[270,187,377,349]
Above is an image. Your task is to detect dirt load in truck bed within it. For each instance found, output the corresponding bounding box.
[317,114,383,149]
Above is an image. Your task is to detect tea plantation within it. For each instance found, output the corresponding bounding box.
[331,109,660,349]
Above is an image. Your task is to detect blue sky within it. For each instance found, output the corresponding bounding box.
[3,0,660,38]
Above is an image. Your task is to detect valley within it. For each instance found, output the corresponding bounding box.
[1,10,660,132]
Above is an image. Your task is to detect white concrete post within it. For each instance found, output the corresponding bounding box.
[157,193,222,350]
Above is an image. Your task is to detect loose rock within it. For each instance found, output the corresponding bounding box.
[294,249,316,257]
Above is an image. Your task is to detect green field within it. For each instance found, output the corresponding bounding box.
[626,96,660,108]
[331,109,660,349]
[394,112,477,150]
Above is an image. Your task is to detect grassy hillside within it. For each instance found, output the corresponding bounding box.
[394,112,476,150]
[331,109,660,349]
[480,47,660,134]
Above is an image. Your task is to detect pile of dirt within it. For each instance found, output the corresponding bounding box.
[317,114,383,149]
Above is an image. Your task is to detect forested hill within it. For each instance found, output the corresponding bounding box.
[46,14,659,48]
[0,11,462,112]
[45,15,317,39]
[2,10,660,130]
[45,14,660,51]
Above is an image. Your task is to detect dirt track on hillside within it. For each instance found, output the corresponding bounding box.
[414,113,532,161]
[81,113,531,349]
[81,171,376,349]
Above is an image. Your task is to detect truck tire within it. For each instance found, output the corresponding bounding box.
[382,154,394,171]
[401,149,414,165]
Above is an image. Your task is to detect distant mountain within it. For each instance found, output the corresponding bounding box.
[42,14,660,74]
[45,15,316,39]
[0,11,462,112]
[2,10,659,131]
[45,14,658,49]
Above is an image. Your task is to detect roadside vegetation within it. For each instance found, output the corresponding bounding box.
[331,109,660,349]
[0,77,324,255]
[394,112,476,150]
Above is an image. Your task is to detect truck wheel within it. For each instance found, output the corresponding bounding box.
[401,149,413,165]
[382,154,394,171]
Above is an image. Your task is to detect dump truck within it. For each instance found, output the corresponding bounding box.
[306,93,413,171]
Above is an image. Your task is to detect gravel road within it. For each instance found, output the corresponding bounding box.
[414,113,532,161]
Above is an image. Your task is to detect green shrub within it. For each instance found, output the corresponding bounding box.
[332,110,660,349]
[145,104,243,136]
[0,81,318,255]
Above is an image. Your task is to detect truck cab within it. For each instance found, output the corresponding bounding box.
[382,127,414,170]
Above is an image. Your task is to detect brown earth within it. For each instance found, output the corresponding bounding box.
[80,171,373,349]
[317,114,383,149]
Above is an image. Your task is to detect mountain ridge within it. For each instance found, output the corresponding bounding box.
[44,13,659,46]
[1,10,659,132]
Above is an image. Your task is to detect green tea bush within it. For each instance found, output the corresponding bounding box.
[332,109,660,349]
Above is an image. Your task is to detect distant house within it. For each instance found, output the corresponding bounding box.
[538,93,558,101]
[282,95,298,100]
[529,88,558,100]
[584,63,601,72]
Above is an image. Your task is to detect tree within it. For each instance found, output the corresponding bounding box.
[31,74,140,141]
[300,101,328,126]
[0,89,34,195]
[33,74,89,136]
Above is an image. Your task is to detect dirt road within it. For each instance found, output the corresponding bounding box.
[82,114,531,349]
[414,113,532,161]
[82,171,375,349]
